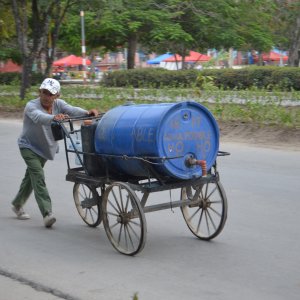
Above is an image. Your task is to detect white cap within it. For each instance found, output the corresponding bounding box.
[40,78,60,95]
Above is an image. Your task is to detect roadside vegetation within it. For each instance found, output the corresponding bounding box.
[1,84,299,129]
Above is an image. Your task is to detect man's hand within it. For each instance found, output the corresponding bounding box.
[88,109,99,116]
[53,114,69,121]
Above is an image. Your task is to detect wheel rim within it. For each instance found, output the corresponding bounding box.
[73,183,101,227]
[181,182,227,240]
[102,182,146,255]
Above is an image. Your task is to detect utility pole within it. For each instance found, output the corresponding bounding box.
[80,10,87,84]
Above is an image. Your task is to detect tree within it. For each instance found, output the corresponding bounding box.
[56,0,279,70]
[94,0,191,69]
[139,0,276,68]
[10,0,74,99]
[272,0,300,66]
[0,1,21,63]
[154,0,240,68]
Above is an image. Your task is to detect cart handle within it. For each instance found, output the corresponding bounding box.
[56,113,104,124]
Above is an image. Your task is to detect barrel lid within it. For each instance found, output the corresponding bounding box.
[157,101,219,179]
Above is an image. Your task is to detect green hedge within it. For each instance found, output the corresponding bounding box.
[0,72,44,85]
[101,66,300,91]
[2,67,300,91]
[101,68,200,88]
[0,72,21,84]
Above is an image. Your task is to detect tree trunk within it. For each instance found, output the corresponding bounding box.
[288,15,300,67]
[45,2,70,77]
[45,31,57,78]
[20,56,34,99]
[180,46,188,70]
[127,34,138,69]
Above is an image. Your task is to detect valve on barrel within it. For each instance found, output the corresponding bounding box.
[185,157,207,176]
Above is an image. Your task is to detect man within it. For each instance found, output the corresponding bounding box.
[11,78,98,228]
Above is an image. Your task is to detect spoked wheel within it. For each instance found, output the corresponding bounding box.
[102,182,147,256]
[73,183,102,227]
[181,181,228,240]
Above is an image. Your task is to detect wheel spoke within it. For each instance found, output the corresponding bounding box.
[208,206,222,218]
[91,206,98,215]
[124,224,129,250]
[124,195,130,212]
[127,222,141,240]
[108,199,121,214]
[89,208,95,223]
[129,220,142,227]
[205,185,218,201]
[117,223,124,244]
[204,183,209,199]
[125,225,135,249]
[83,185,89,199]
[118,186,125,213]
[196,208,204,233]
[206,209,217,231]
[187,206,201,223]
[112,188,123,213]
[106,211,120,217]
[109,221,120,230]
[209,200,222,204]
[204,210,211,236]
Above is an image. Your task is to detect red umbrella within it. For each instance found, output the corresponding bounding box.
[164,51,211,62]
[53,55,91,66]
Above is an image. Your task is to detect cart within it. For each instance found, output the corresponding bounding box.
[54,114,229,256]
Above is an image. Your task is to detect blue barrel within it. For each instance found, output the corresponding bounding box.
[94,101,219,180]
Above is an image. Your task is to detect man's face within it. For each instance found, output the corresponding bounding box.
[39,89,59,108]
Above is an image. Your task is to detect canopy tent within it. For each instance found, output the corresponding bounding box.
[261,51,288,62]
[53,55,91,66]
[164,51,211,62]
[147,53,173,65]
[0,59,22,73]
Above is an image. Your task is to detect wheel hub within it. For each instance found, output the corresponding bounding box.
[117,213,130,224]
[202,200,211,209]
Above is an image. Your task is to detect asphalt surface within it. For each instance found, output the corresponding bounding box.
[0,119,299,300]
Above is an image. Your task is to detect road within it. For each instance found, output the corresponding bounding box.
[0,119,299,300]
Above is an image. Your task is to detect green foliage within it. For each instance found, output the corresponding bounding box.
[0,72,44,86]
[57,0,279,69]
[201,67,300,91]
[100,67,300,91]
[59,10,99,55]
[0,4,15,40]
[271,68,300,91]
[0,47,22,65]
[0,73,21,85]
[101,68,201,88]
[196,74,217,90]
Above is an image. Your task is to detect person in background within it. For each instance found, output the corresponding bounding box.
[11,78,98,228]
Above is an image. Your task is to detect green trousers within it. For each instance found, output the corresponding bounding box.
[12,148,52,217]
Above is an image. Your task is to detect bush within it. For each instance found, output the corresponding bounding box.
[270,68,300,91]
[100,66,300,91]
[101,68,199,88]
[201,66,300,91]
[0,72,21,84]
[0,72,44,85]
